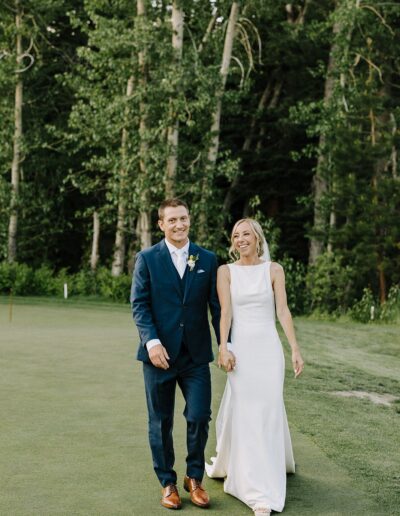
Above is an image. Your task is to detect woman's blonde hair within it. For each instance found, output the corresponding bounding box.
[229,218,266,261]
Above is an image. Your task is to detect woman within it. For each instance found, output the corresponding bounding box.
[206,218,304,515]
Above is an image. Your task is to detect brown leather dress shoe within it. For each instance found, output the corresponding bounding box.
[183,476,210,508]
[161,484,181,510]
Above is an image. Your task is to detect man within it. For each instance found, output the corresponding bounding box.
[131,198,220,510]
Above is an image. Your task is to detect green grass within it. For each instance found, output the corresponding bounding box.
[1,297,399,515]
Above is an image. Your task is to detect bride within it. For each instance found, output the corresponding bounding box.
[206,218,304,515]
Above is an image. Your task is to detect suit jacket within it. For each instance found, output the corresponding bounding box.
[131,239,221,364]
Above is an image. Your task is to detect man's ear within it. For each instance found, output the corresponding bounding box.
[158,219,164,232]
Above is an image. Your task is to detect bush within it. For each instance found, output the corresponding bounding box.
[349,284,400,323]
[96,267,132,302]
[31,266,59,296]
[349,288,376,323]
[0,262,131,302]
[379,284,400,323]
[0,262,35,295]
[279,256,308,315]
[306,252,354,315]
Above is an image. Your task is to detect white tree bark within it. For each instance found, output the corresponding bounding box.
[165,1,184,197]
[90,210,100,271]
[137,0,152,250]
[198,2,239,241]
[310,1,358,264]
[7,1,23,263]
[309,18,341,265]
[111,75,134,276]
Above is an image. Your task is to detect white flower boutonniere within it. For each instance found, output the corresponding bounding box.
[187,254,199,272]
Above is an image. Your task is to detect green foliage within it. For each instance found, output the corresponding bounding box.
[349,288,376,323]
[0,262,131,302]
[279,256,308,316]
[349,284,400,323]
[306,252,354,315]
[380,285,400,323]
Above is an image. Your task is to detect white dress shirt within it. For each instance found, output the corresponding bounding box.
[146,240,190,351]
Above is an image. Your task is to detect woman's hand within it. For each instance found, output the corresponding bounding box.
[292,349,304,378]
[218,349,236,372]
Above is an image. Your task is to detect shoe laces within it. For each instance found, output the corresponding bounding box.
[166,484,178,495]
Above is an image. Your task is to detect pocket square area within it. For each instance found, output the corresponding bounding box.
[197,269,205,274]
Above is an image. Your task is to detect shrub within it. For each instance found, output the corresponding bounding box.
[0,262,132,302]
[306,252,354,315]
[379,284,400,322]
[279,256,308,315]
[349,288,376,323]
[349,284,400,323]
[96,267,132,302]
[32,266,59,296]
[0,262,35,295]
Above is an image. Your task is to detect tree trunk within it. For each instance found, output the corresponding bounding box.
[198,2,239,242]
[137,0,152,250]
[309,19,341,265]
[198,11,218,54]
[136,210,152,250]
[309,1,359,264]
[7,1,23,264]
[90,210,100,271]
[111,75,134,276]
[165,1,184,197]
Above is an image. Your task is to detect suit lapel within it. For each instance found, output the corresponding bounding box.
[183,242,198,302]
[158,239,182,298]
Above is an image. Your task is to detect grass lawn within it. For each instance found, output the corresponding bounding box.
[1,297,399,515]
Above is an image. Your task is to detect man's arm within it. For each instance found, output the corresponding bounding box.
[131,253,171,369]
[131,253,159,346]
[208,253,221,344]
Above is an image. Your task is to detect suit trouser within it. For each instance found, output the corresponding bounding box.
[143,346,211,487]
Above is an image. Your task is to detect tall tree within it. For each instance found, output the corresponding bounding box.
[7,0,25,263]
[197,2,239,242]
[165,0,184,197]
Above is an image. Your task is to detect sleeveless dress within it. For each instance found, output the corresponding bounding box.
[206,262,295,513]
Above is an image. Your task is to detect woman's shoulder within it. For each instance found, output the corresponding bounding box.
[217,263,231,277]
[270,261,284,275]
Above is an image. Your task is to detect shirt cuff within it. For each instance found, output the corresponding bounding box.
[146,339,161,351]
[227,342,233,351]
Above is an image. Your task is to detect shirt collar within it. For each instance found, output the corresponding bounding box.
[165,239,190,256]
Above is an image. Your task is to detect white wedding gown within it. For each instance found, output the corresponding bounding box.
[206,262,295,513]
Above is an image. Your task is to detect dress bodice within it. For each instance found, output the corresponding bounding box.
[228,261,275,326]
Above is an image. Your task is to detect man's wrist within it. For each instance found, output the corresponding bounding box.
[146,339,161,351]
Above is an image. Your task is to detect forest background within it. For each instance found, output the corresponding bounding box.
[1,0,400,321]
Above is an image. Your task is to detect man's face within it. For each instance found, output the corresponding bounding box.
[158,206,190,248]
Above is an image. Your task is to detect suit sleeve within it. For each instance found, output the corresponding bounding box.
[208,253,221,345]
[131,253,159,346]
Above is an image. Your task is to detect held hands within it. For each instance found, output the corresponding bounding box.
[148,344,170,370]
[218,348,236,372]
[292,349,304,378]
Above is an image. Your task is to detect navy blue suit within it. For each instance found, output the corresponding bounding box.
[131,239,220,486]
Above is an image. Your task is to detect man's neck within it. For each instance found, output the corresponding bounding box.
[165,238,189,250]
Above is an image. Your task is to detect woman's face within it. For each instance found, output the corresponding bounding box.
[232,221,257,258]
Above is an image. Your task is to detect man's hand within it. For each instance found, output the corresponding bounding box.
[149,344,170,370]
[218,349,236,372]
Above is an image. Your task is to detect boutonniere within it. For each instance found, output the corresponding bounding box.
[187,254,199,272]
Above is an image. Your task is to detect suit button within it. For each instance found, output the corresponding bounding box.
[180,323,184,327]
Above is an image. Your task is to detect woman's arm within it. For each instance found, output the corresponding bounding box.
[217,265,236,372]
[271,262,304,378]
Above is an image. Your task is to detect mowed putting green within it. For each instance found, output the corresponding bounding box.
[1,297,399,515]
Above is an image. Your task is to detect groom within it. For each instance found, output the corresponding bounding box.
[131,198,220,510]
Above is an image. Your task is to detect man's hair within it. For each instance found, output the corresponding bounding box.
[158,198,189,220]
